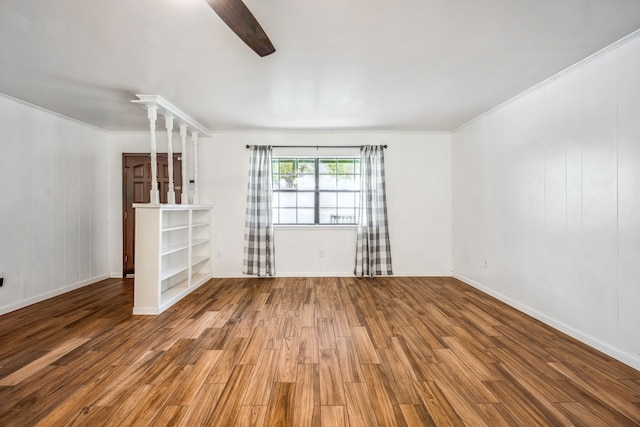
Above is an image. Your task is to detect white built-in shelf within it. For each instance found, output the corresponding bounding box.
[162,243,190,256]
[161,265,189,281]
[162,225,190,232]
[190,273,210,288]
[191,256,210,267]
[133,204,213,315]
[192,238,209,247]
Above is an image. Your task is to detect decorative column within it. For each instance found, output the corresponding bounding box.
[147,105,160,204]
[132,95,210,205]
[192,131,199,205]
[165,114,176,204]
[179,124,188,204]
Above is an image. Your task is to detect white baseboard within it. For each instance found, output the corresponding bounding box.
[392,271,453,277]
[211,271,453,279]
[0,274,110,316]
[452,273,640,371]
[133,307,160,315]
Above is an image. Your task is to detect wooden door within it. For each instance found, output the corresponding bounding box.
[122,153,183,277]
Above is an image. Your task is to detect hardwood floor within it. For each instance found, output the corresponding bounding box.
[1,276,639,426]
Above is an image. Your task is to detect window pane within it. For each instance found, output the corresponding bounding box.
[280,192,296,207]
[337,175,356,190]
[279,174,297,189]
[319,174,336,190]
[319,159,336,174]
[278,159,295,174]
[279,208,297,224]
[298,159,315,174]
[272,157,359,225]
[337,159,355,174]
[337,192,355,207]
[298,174,315,190]
[319,192,337,208]
[298,192,314,208]
[298,208,314,224]
[319,208,337,224]
[337,208,356,223]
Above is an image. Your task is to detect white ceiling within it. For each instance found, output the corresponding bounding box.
[1,0,639,132]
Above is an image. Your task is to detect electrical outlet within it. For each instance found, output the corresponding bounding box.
[483,259,488,268]
[216,251,223,259]
[318,249,325,258]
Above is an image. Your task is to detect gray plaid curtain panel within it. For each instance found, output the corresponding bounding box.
[243,145,276,276]
[354,145,393,277]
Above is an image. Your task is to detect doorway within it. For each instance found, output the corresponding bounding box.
[122,153,183,277]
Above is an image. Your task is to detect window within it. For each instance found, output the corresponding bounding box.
[272,157,360,224]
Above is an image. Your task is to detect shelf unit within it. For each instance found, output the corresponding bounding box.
[133,204,212,315]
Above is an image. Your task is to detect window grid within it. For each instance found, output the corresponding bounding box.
[273,157,359,225]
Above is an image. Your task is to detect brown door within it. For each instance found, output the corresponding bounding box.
[122,153,183,277]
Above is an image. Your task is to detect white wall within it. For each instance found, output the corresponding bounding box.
[106,131,451,278]
[452,33,640,369]
[0,94,109,315]
[199,132,452,277]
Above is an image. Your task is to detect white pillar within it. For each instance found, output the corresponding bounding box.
[147,105,159,204]
[192,131,199,205]
[165,114,176,204]
[179,124,188,204]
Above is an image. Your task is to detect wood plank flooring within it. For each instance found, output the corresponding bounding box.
[1,276,639,426]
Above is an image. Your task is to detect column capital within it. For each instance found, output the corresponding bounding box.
[165,113,174,130]
[147,104,158,122]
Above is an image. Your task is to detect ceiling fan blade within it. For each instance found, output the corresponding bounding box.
[206,0,276,57]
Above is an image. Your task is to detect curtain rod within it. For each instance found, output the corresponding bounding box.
[245,144,387,149]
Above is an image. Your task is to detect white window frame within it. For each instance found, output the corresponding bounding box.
[272,156,360,225]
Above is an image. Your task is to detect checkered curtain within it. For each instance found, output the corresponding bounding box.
[243,146,275,276]
[354,145,393,277]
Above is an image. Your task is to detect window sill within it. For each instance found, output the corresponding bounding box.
[274,224,357,231]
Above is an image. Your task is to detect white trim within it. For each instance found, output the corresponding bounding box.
[211,272,453,278]
[132,307,161,315]
[453,28,640,133]
[208,130,451,135]
[274,224,357,231]
[217,272,354,278]
[132,95,211,136]
[0,274,110,316]
[453,273,640,371]
[392,272,453,277]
